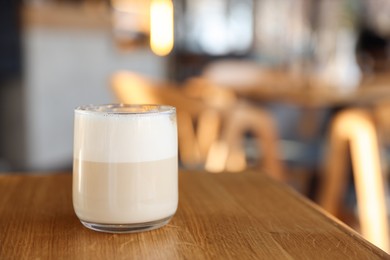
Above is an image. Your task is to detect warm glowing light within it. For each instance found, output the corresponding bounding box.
[150,0,174,56]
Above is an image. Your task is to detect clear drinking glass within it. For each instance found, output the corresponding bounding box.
[73,104,178,233]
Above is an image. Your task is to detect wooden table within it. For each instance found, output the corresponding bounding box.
[0,171,387,259]
[226,84,390,109]
[200,64,390,108]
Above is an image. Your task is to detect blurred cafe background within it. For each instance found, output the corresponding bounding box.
[1,0,390,252]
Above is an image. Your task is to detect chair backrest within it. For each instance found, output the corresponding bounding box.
[111,71,203,117]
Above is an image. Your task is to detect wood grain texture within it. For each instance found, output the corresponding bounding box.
[0,171,388,259]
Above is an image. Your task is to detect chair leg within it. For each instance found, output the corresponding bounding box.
[205,141,229,173]
[319,109,389,252]
[348,111,389,252]
[318,135,350,216]
[197,110,221,162]
[177,111,201,167]
[251,110,286,181]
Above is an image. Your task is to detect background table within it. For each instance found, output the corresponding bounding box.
[0,170,387,259]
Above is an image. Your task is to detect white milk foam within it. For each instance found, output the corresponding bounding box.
[74,111,177,163]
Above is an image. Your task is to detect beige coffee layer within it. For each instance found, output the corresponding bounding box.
[73,156,178,224]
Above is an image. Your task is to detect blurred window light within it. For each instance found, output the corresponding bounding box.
[255,0,311,65]
[182,0,253,55]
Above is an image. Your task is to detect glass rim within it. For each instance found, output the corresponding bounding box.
[75,104,176,116]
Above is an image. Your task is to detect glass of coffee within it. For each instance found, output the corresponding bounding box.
[73,104,178,233]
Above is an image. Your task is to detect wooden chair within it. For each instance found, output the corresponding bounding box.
[318,108,389,252]
[111,71,286,181]
[182,78,286,181]
[205,103,286,181]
